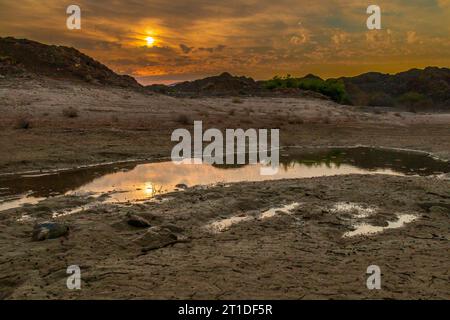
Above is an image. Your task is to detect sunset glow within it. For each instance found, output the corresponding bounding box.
[145,36,155,47]
[1,0,449,85]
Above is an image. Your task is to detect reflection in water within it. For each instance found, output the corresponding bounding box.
[0,193,45,211]
[65,162,398,204]
[0,147,449,211]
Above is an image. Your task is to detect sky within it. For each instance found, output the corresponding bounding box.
[1,0,449,85]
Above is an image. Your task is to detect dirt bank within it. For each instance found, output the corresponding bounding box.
[1,77,450,174]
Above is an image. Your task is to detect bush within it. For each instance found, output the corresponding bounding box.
[397,91,432,111]
[62,107,79,118]
[263,75,351,104]
[15,117,31,129]
[175,114,191,125]
[368,92,395,107]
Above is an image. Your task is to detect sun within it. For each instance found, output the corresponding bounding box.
[145,36,155,46]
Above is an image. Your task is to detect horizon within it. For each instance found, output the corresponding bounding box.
[1,1,449,85]
[0,35,447,86]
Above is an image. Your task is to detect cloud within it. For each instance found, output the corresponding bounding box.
[0,0,449,82]
[438,0,450,8]
[406,31,418,44]
[179,44,193,53]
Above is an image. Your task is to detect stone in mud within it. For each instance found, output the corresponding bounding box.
[32,222,69,241]
[127,214,151,228]
[236,197,260,211]
[418,202,450,213]
[134,227,179,252]
[161,223,184,233]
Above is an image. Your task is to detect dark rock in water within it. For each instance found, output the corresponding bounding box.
[32,222,69,241]
[127,214,151,228]
[175,183,188,189]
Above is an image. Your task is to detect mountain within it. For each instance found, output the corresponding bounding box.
[0,37,141,89]
[147,72,330,100]
[168,72,260,96]
[339,67,450,110]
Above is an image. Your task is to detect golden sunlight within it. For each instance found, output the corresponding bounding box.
[144,182,154,194]
[145,36,155,46]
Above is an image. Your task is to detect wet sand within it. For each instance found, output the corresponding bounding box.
[1,175,449,299]
[0,77,449,299]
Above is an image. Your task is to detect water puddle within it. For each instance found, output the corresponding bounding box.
[206,202,300,233]
[1,147,449,212]
[330,202,377,218]
[259,203,300,219]
[344,214,418,237]
[0,193,45,211]
[207,215,253,233]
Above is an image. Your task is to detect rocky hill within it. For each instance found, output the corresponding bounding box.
[169,72,261,96]
[147,72,330,100]
[0,37,141,89]
[340,67,450,110]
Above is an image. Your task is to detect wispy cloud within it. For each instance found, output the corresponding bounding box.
[0,0,449,83]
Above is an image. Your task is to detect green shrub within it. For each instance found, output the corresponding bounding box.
[397,92,426,104]
[263,75,350,104]
[397,91,432,111]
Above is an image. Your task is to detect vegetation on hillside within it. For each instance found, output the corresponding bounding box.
[263,74,351,104]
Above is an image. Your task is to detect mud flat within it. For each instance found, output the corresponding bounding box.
[0,174,449,299]
[1,78,450,299]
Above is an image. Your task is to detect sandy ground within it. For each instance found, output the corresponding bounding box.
[0,77,449,299]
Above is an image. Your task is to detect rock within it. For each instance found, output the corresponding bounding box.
[134,227,178,252]
[175,183,188,189]
[161,224,184,233]
[127,215,151,228]
[32,222,69,241]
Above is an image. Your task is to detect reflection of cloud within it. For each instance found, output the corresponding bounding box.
[0,0,449,82]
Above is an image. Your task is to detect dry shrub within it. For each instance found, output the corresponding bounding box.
[175,114,191,125]
[15,117,31,129]
[62,107,79,118]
